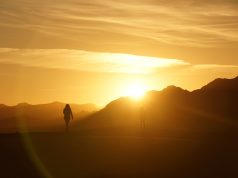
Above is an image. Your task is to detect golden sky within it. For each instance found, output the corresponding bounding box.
[0,0,238,106]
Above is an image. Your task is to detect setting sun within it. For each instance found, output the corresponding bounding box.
[123,83,148,99]
[0,1,237,178]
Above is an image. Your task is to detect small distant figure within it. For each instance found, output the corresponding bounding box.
[63,104,73,132]
[140,106,146,129]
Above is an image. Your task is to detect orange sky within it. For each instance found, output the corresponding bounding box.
[0,0,237,106]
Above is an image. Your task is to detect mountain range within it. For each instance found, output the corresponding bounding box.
[0,102,97,132]
[75,76,238,136]
[0,76,238,134]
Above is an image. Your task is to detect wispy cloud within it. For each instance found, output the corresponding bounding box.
[0,48,188,73]
[0,48,237,75]
[192,64,238,69]
[0,0,237,48]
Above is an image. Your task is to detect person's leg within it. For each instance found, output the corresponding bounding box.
[65,119,69,132]
[66,122,68,132]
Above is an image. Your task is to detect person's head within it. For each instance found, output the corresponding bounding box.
[65,104,70,109]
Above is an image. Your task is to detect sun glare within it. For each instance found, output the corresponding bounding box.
[123,83,148,100]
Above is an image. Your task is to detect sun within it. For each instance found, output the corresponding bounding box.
[123,83,148,100]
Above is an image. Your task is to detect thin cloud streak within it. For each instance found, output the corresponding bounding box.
[0,48,237,74]
[0,48,189,74]
[193,64,238,69]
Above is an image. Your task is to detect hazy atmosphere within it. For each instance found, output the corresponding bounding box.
[0,0,238,105]
[1,1,238,178]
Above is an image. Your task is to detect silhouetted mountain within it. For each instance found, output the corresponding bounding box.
[76,76,238,135]
[0,102,97,133]
[162,85,189,94]
[199,76,238,92]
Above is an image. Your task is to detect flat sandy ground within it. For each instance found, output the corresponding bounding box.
[0,131,238,178]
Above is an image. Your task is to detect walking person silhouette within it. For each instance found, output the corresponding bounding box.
[63,104,73,132]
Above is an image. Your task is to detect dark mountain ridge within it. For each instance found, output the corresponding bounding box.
[199,76,238,92]
[0,102,97,132]
[76,76,238,135]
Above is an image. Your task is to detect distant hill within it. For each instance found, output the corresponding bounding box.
[0,102,97,133]
[75,76,238,135]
